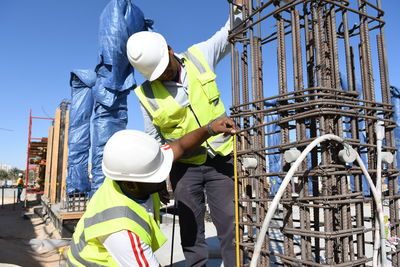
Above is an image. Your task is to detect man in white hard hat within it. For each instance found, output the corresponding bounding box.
[67,116,236,267]
[126,2,243,266]
[16,173,24,202]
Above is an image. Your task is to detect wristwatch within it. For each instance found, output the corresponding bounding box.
[207,120,217,136]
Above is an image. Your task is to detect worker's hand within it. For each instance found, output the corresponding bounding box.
[158,181,170,205]
[234,0,248,8]
[210,116,237,136]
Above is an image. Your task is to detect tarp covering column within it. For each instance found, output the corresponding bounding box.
[391,86,400,193]
[90,0,152,196]
[66,70,96,195]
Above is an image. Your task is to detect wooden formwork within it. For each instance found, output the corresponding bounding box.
[41,104,82,238]
[43,106,69,204]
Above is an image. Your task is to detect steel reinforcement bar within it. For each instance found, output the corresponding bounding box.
[228,0,399,266]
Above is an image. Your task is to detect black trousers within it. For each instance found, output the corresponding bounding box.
[170,155,235,267]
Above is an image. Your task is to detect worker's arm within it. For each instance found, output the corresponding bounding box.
[99,230,160,267]
[194,0,243,72]
[140,105,165,144]
[170,116,236,161]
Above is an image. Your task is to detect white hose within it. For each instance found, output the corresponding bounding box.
[373,121,385,267]
[356,149,387,266]
[373,139,382,266]
[249,134,387,267]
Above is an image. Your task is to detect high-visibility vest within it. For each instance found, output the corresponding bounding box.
[67,178,166,267]
[135,45,233,165]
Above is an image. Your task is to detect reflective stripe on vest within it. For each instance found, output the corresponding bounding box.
[141,81,159,110]
[84,206,150,233]
[68,206,152,266]
[67,232,103,267]
[182,51,206,73]
[66,178,166,266]
[135,46,233,164]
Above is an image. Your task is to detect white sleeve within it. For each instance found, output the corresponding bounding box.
[194,12,243,72]
[99,230,160,267]
[141,104,164,145]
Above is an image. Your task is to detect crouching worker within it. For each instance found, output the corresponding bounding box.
[66,116,236,267]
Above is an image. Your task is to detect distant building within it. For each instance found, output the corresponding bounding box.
[0,163,12,172]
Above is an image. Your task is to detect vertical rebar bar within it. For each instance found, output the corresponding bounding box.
[229,0,397,265]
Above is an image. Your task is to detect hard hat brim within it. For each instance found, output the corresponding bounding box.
[147,44,169,81]
[102,145,173,183]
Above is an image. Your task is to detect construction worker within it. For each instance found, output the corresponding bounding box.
[16,173,24,202]
[126,2,243,266]
[66,116,237,267]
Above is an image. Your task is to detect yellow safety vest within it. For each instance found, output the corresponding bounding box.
[67,178,166,267]
[17,178,24,188]
[135,45,233,165]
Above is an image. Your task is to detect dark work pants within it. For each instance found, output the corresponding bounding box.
[17,188,23,202]
[170,155,235,267]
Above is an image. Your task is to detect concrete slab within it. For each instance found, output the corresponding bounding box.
[156,216,224,267]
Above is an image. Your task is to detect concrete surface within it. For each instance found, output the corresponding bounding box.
[156,213,224,267]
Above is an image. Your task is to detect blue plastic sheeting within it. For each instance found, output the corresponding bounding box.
[90,91,129,197]
[266,101,281,195]
[90,0,152,197]
[391,86,400,193]
[66,70,96,195]
[94,0,153,107]
[340,73,370,195]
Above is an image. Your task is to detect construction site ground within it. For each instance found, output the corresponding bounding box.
[0,189,225,267]
[0,188,386,267]
[0,190,68,267]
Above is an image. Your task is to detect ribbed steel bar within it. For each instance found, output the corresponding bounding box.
[276,7,296,266]
[375,0,400,264]
[228,0,397,265]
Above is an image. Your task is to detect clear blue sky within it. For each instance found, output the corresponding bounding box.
[0,0,399,170]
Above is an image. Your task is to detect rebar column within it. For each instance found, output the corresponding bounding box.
[229,0,399,266]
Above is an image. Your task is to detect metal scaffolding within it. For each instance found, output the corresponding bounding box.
[228,0,399,265]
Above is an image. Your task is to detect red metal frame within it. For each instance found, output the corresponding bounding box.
[25,109,54,196]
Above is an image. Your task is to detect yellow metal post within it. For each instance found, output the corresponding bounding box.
[233,134,240,267]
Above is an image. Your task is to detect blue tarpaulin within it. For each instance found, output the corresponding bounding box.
[90,0,152,196]
[66,70,96,195]
[91,91,129,196]
[391,86,400,192]
[93,0,152,106]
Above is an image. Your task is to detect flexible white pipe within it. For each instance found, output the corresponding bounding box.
[249,134,388,267]
[356,153,387,266]
[372,137,382,266]
[373,121,385,267]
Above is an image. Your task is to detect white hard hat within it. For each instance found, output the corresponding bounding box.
[102,130,173,183]
[18,173,23,177]
[126,31,169,81]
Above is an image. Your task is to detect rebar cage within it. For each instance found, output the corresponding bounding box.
[228,0,400,265]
